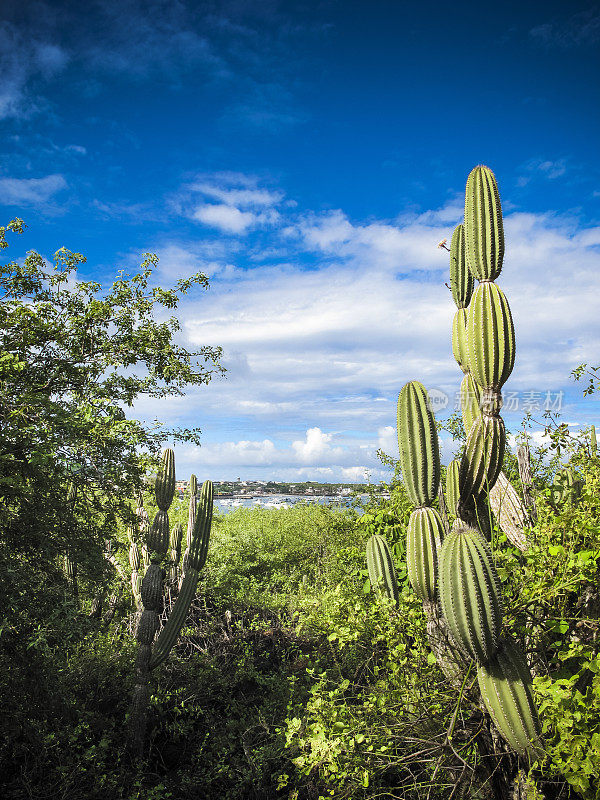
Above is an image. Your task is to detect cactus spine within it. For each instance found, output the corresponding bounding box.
[366,534,399,605]
[477,640,543,759]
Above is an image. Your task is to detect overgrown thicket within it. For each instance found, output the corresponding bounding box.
[1,439,599,799]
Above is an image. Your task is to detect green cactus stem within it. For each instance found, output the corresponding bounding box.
[467,282,515,392]
[452,309,469,375]
[148,510,170,559]
[445,459,460,518]
[464,165,504,282]
[552,467,584,506]
[477,639,543,759]
[169,522,183,581]
[155,449,175,511]
[450,223,474,309]
[460,373,482,435]
[591,425,597,457]
[397,381,440,508]
[129,541,141,571]
[439,523,503,663]
[149,480,214,670]
[459,415,505,507]
[366,534,399,605]
[406,507,443,601]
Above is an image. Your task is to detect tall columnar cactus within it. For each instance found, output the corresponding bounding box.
[477,640,543,759]
[457,166,513,519]
[129,459,214,756]
[396,166,542,764]
[591,425,597,458]
[150,480,213,669]
[366,534,399,605]
[130,448,176,756]
[397,381,444,603]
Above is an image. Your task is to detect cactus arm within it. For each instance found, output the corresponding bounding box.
[439,524,503,663]
[148,570,199,670]
[477,640,543,759]
[450,223,473,309]
[464,165,504,282]
[366,534,399,605]
[397,381,440,507]
[406,508,443,601]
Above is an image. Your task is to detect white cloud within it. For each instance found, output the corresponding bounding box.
[292,427,344,463]
[191,182,283,208]
[135,188,600,480]
[193,203,258,234]
[0,173,67,205]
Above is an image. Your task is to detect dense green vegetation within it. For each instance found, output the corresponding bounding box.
[1,437,599,799]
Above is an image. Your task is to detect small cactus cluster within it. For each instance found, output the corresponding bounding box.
[551,466,584,506]
[129,449,214,755]
[390,167,542,760]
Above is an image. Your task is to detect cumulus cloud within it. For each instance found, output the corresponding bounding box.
[193,203,259,234]
[137,182,600,480]
[0,173,67,205]
[176,173,283,235]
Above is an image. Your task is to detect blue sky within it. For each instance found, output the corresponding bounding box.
[1,0,599,481]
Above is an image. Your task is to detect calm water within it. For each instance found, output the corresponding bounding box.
[214,493,360,514]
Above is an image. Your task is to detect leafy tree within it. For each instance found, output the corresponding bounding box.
[0,218,223,623]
